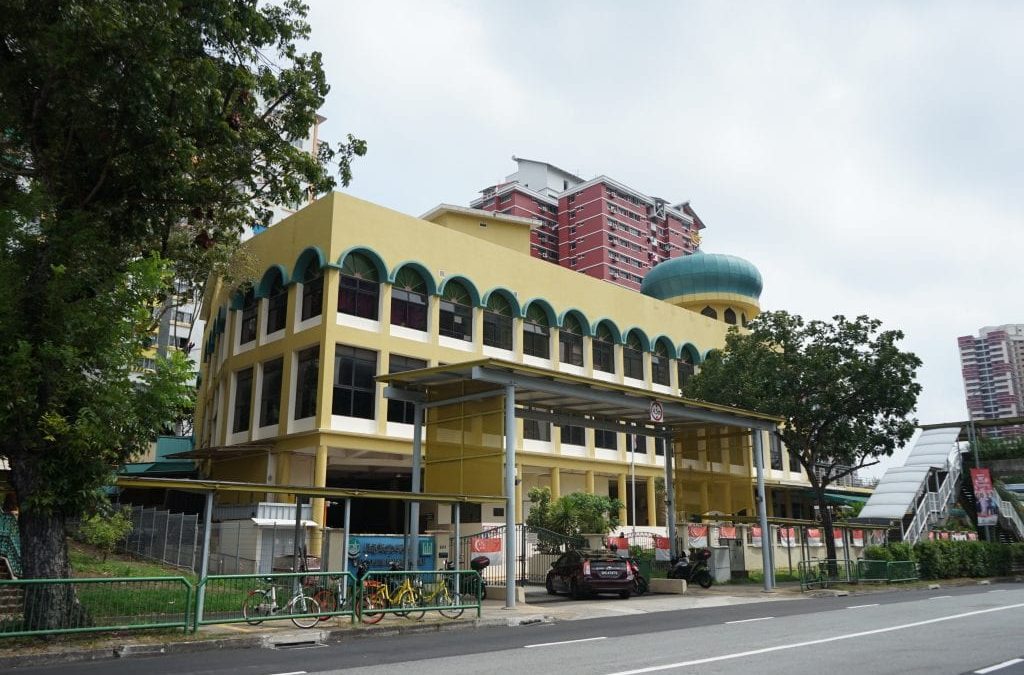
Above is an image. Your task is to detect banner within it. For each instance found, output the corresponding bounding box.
[470,536,503,566]
[852,530,864,547]
[347,535,435,570]
[688,525,708,548]
[868,529,886,546]
[751,526,762,547]
[654,535,671,561]
[608,536,630,557]
[718,526,737,545]
[805,528,822,546]
[971,468,999,526]
[967,531,978,541]
[833,528,845,546]
[779,527,797,548]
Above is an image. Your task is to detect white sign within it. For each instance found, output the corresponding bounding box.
[650,400,664,423]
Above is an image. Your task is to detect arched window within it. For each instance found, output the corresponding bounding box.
[239,287,257,345]
[741,312,748,327]
[651,341,670,386]
[265,274,287,334]
[623,332,644,380]
[724,308,737,325]
[439,282,473,342]
[339,253,380,320]
[522,304,550,359]
[701,306,717,320]
[678,350,695,390]
[483,294,514,350]
[390,267,428,330]
[593,324,615,374]
[300,264,323,321]
[558,314,584,366]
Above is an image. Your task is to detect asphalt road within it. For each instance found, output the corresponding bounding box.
[13,584,1024,675]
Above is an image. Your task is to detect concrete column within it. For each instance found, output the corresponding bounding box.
[585,470,595,495]
[752,430,773,592]
[617,473,628,525]
[664,434,677,556]
[699,480,710,515]
[550,466,561,500]
[515,463,524,523]
[309,444,328,556]
[723,481,733,516]
[503,384,517,609]
[317,270,340,430]
[646,475,657,527]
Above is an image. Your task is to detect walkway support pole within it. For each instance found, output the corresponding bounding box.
[504,383,517,609]
[663,433,677,557]
[453,502,461,596]
[410,402,424,570]
[752,430,774,591]
[195,491,214,628]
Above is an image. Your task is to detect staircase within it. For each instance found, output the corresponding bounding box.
[0,556,22,622]
[0,513,21,578]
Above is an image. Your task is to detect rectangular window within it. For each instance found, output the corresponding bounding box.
[626,433,645,454]
[259,357,283,427]
[232,367,253,433]
[333,345,378,419]
[559,332,584,366]
[651,355,670,385]
[523,419,551,441]
[174,310,193,324]
[390,289,427,330]
[339,276,379,320]
[301,275,324,321]
[523,323,550,359]
[294,346,319,420]
[593,341,615,373]
[769,433,783,471]
[560,425,585,446]
[239,304,258,344]
[266,291,287,334]
[439,300,472,341]
[386,354,427,423]
[594,429,618,450]
[624,349,644,379]
[655,437,667,456]
[483,312,513,350]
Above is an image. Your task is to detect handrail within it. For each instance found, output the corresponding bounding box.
[997,499,1024,540]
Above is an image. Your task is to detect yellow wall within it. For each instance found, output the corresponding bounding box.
[424,208,534,256]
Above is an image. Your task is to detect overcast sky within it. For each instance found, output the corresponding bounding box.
[302,1,1023,476]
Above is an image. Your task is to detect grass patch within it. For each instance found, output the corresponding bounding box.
[69,542,196,581]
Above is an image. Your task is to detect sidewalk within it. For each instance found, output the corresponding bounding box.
[0,580,924,669]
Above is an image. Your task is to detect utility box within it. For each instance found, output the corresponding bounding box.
[728,539,748,579]
[711,547,731,583]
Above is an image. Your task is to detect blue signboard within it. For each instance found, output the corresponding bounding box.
[347,535,435,570]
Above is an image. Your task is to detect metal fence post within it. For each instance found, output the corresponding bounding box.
[176,514,184,567]
[195,492,214,630]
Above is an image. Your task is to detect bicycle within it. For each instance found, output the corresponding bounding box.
[242,576,322,629]
[414,570,464,620]
[313,557,381,625]
[360,562,423,623]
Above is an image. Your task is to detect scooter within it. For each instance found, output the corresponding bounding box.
[628,558,649,596]
[443,556,488,600]
[667,548,714,588]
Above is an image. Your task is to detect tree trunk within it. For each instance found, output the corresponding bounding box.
[10,455,84,631]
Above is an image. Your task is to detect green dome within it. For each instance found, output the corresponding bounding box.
[641,251,763,301]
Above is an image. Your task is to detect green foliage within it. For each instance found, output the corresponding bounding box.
[898,541,1024,579]
[976,437,1024,461]
[77,507,134,563]
[526,487,623,549]
[0,0,364,581]
[862,545,893,561]
[684,311,921,559]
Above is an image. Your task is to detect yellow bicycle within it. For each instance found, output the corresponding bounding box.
[361,564,422,622]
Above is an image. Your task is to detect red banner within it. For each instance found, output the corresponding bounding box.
[654,535,671,561]
[718,526,737,543]
[833,528,845,546]
[751,526,762,547]
[779,527,797,547]
[470,537,503,566]
[607,536,630,557]
[852,530,864,547]
[971,468,998,526]
[688,525,708,548]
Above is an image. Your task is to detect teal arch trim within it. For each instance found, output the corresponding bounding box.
[229,285,253,311]
[255,264,288,299]
[650,335,678,359]
[678,342,702,364]
[387,260,438,296]
[438,275,482,307]
[702,348,720,362]
[522,298,557,326]
[337,245,388,281]
[481,287,523,318]
[293,246,327,280]
[557,309,593,336]
[623,327,651,352]
[591,318,623,344]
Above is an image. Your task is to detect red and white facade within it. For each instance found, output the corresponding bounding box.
[958,324,1024,438]
[471,157,703,291]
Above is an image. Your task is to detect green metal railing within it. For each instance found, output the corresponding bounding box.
[195,571,356,628]
[0,576,193,638]
[801,559,919,590]
[359,570,482,619]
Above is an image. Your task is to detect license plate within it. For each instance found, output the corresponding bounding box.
[598,569,620,578]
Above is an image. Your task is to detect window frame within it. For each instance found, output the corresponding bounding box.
[332,345,378,419]
[232,367,253,433]
[259,357,284,427]
[294,346,319,420]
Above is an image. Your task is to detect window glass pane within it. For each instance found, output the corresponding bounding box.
[239,289,257,344]
[523,419,551,441]
[233,368,253,432]
[595,429,617,449]
[266,277,287,334]
[301,268,323,321]
[259,358,283,427]
[560,425,585,445]
[386,354,426,423]
[483,311,513,350]
[333,345,378,419]
[295,347,319,419]
[440,300,473,341]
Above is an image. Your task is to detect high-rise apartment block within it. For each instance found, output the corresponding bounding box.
[958,324,1024,438]
[471,157,703,290]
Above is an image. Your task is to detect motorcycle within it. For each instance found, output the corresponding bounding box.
[443,555,488,600]
[667,548,714,588]
[627,558,648,596]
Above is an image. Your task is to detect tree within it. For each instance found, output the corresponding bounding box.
[0,0,364,627]
[527,487,623,552]
[684,311,921,562]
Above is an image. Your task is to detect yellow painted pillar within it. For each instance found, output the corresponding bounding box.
[515,463,524,523]
[585,470,595,495]
[550,467,561,500]
[699,480,710,516]
[617,473,628,524]
[309,444,328,556]
[723,481,733,516]
[646,476,657,527]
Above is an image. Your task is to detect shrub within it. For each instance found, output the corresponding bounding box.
[862,545,892,561]
[78,507,134,562]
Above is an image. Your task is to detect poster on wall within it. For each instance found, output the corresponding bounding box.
[347,535,435,570]
[654,535,671,561]
[688,525,708,548]
[868,529,886,546]
[779,527,797,548]
[852,530,864,547]
[833,528,845,546]
[607,536,630,557]
[751,526,762,547]
[469,536,503,566]
[805,528,822,546]
[718,526,737,545]
[971,468,999,526]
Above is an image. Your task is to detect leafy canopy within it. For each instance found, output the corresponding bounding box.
[527,487,623,542]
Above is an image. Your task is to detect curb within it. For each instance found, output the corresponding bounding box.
[0,614,555,669]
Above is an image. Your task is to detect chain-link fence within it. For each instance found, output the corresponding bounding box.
[122,506,200,573]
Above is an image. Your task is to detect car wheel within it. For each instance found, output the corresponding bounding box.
[546,575,557,595]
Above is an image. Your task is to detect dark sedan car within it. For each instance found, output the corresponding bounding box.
[545,550,633,599]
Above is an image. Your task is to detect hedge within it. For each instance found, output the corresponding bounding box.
[864,541,1024,579]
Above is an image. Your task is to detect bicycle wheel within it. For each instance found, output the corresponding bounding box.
[313,588,337,623]
[437,587,464,620]
[288,593,322,629]
[360,589,386,624]
[242,589,271,625]
[397,588,425,621]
